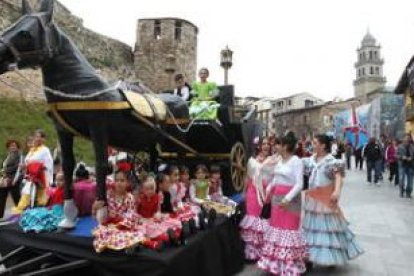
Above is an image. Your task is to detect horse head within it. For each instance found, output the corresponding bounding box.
[0,0,58,74]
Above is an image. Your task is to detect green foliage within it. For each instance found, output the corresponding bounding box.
[0,99,94,164]
[89,56,114,68]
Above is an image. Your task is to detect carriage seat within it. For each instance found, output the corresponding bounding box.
[122,90,189,121]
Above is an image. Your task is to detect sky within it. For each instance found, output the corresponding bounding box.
[58,0,414,100]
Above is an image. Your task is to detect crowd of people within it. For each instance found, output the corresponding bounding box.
[335,133,413,199]
[239,131,364,275]
[5,127,414,274]
[0,130,238,253]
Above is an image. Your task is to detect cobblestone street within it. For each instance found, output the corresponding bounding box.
[238,166,414,276]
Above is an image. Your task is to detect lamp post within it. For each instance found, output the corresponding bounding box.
[220,46,233,85]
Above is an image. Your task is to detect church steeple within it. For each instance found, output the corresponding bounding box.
[353,30,386,99]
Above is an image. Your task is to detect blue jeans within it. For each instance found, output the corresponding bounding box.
[399,163,413,196]
[366,160,382,183]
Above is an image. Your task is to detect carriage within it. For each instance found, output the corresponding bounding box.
[154,85,263,195]
[0,1,255,274]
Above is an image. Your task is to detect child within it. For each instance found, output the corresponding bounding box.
[208,165,223,197]
[190,165,210,204]
[169,165,186,209]
[73,164,96,216]
[208,165,236,207]
[157,173,173,213]
[92,170,136,224]
[180,166,191,202]
[92,169,144,253]
[48,172,64,207]
[136,174,161,219]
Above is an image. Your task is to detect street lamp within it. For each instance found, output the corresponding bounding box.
[220,46,233,85]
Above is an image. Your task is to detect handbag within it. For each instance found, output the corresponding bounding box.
[0,176,12,188]
[260,203,271,219]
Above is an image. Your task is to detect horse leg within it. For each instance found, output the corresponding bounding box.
[89,122,109,223]
[57,130,79,229]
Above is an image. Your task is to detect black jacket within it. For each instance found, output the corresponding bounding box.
[363,143,382,161]
[2,151,21,177]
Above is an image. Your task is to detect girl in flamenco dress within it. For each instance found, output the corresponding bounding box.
[92,168,144,253]
[257,132,308,276]
[302,134,363,268]
[239,136,271,261]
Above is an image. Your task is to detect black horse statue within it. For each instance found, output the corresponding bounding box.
[0,0,189,228]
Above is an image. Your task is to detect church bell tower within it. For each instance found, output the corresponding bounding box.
[353,31,386,99]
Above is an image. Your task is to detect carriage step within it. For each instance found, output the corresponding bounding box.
[20,260,90,276]
[0,246,25,265]
[0,252,54,275]
[0,246,89,276]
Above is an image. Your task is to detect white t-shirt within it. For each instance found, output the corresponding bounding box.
[270,155,303,202]
[173,86,190,101]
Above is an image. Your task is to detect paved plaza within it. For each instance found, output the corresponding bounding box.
[238,167,414,276]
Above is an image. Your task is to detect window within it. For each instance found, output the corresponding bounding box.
[174,20,182,41]
[362,68,365,76]
[277,101,284,108]
[154,20,161,39]
[369,51,373,60]
[375,67,379,75]
[303,115,307,123]
[288,99,292,106]
[370,66,374,75]
[359,53,362,61]
[304,100,314,107]
[374,51,378,59]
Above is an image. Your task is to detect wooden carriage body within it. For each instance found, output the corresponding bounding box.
[157,85,264,194]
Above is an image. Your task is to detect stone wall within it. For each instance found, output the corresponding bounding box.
[134,18,197,93]
[354,77,385,100]
[274,106,323,138]
[0,0,134,101]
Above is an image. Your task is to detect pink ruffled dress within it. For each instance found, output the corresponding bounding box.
[239,157,270,260]
[258,156,308,276]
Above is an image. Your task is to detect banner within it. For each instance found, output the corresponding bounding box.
[333,94,404,149]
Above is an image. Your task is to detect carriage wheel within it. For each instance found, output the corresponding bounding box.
[230,142,247,192]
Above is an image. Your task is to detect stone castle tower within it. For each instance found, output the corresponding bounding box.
[134,18,198,93]
[353,31,386,98]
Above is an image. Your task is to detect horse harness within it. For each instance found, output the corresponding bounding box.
[0,14,57,64]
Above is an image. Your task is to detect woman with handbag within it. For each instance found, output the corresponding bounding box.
[257,131,308,276]
[0,140,22,218]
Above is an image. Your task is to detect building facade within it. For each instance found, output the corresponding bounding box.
[134,18,198,93]
[272,92,324,114]
[273,99,357,139]
[353,31,386,101]
[395,57,414,133]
